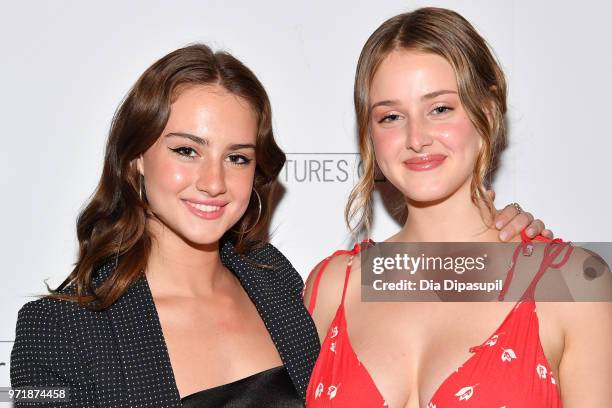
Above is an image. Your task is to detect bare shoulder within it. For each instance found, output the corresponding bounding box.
[550,244,612,350]
[555,243,612,302]
[303,251,353,342]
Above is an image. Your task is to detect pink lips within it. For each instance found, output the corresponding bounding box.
[182,199,228,220]
[404,154,447,171]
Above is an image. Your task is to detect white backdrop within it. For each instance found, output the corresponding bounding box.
[1,0,611,393]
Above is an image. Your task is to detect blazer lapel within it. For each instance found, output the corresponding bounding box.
[219,240,320,399]
[102,261,182,407]
[98,238,318,405]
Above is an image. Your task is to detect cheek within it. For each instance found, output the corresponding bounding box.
[226,167,256,204]
[371,127,405,166]
[145,152,194,196]
[434,118,480,157]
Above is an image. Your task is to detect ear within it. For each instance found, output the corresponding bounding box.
[485,84,500,120]
[482,92,497,132]
[133,154,144,176]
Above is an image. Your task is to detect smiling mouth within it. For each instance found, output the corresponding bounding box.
[183,200,227,220]
[403,154,447,171]
[185,202,222,212]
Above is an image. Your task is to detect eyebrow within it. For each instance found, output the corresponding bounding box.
[421,89,457,100]
[369,89,458,110]
[165,132,207,145]
[229,143,256,150]
[165,132,256,150]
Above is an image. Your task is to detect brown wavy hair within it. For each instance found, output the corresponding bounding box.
[346,7,508,236]
[47,44,285,310]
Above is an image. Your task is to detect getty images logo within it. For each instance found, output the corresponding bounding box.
[281,152,385,183]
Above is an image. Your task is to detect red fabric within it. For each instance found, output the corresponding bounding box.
[305,231,573,407]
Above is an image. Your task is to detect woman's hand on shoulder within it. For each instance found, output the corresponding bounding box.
[488,191,553,241]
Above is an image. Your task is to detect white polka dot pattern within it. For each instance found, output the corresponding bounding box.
[10,239,320,406]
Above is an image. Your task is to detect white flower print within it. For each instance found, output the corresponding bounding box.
[501,348,517,362]
[315,382,324,399]
[330,341,337,353]
[551,376,557,385]
[485,334,499,347]
[427,402,436,408]
[455,384,478,401]
[327,385,338,400]
[536,364,547,379]
[330,326,339,339]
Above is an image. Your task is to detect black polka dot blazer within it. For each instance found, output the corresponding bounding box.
[10,239,320,407]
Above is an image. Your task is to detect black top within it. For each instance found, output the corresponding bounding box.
[181,366,304,407]
[10,240,320,407]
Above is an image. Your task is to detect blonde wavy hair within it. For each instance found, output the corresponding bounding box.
[346,7,508,237]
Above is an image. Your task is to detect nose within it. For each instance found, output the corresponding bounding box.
[195,158,227,197]
[405,118,434,152]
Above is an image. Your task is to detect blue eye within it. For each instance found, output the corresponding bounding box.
[379,114,401,124]
[170,146,198,158]
[431,106,452,115]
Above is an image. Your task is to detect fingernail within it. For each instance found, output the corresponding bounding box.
[496,221,503,229]
[527,228,535,236]
[500,231,508,241]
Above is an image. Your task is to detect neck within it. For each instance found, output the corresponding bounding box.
[391,182,499,242]
[144,217,230,298]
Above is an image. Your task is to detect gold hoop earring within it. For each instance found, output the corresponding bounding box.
[139,174,145,202]
[232,189,262,235]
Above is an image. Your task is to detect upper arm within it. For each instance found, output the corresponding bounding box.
[557,302,612,406]
[10,299,93,406]
[303,254,351,343]
[11,300,67,387]
[556,246,612,405]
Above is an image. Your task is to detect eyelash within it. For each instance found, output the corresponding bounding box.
[170,146,198,158]
[169,147,252,166]
[378,114,401,124]
[377,105,453,123]
[227,154,252,166]
[431,105,452,115]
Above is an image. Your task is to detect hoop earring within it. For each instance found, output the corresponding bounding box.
[232,189,262,235]
[139,174,145,202]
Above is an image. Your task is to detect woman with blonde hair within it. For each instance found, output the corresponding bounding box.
[304,7,611,407]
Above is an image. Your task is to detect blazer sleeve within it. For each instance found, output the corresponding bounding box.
[10,299,95,407]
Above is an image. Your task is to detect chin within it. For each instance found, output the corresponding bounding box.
[401,184,457,205]
[181,229,227,247]
[394,173,465,204]
[168,217,230,247]
[406,192,446,204]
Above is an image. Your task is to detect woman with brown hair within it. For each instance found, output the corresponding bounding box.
[10,41,547,407]
[304,7,611,408]
[9,44,321,407]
